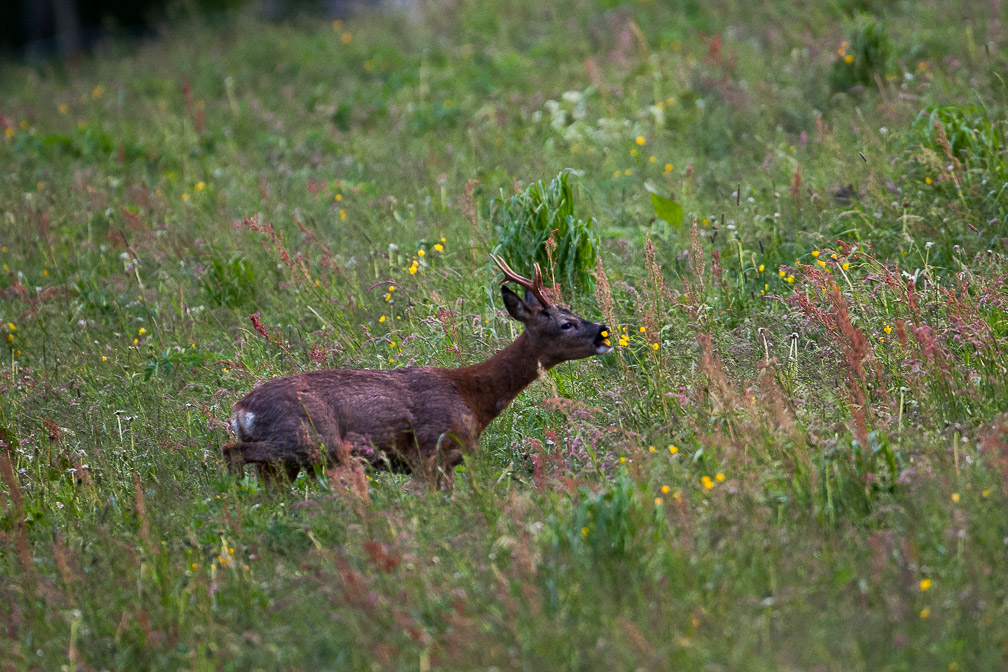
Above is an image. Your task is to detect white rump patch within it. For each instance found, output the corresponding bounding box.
[233,410,256,438]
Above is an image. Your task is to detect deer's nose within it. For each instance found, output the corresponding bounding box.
[593,324,613,353]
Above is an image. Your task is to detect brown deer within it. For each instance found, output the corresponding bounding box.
[222,256,611,484]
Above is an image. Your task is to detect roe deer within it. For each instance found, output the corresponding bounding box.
[222,256,611,484]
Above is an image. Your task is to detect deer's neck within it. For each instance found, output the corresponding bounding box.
[443,331,554,433]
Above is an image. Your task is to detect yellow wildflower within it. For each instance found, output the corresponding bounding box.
[635,135,645,145]
[434,243,444,252]
[919,579,932,591]
[668,444,678,455]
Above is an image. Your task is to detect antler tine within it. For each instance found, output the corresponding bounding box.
[490,255,552,308]
[531,263,549,304]
[490,254,529,285]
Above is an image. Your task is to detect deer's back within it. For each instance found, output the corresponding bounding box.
[231,366,477,464]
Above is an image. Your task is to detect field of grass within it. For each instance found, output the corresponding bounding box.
[2,0,1007,668]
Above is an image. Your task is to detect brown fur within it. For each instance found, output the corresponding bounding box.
[223,281,611,484]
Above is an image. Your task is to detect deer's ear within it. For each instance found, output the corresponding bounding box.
[502,285,532,322]
[523,287,545,311]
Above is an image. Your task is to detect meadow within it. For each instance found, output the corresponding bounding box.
[1,0,1007,669]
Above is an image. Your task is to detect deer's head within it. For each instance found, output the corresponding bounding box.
[492,255,611,366]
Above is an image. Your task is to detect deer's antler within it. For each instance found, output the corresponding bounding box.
[490,255,552,308]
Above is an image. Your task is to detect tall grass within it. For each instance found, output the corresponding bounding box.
[1,0,1007,669]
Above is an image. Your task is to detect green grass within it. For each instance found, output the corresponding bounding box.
[2,0,1007,669]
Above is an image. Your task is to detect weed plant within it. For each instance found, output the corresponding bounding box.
[491,170,600,292]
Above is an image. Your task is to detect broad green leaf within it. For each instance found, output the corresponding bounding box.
[649,192,684,226]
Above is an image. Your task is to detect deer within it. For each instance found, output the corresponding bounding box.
[222,255,612,486]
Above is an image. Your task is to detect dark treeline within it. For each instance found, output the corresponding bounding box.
[1,0,358,60]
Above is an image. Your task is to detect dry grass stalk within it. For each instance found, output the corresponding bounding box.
[52,530,77,598]
[462,178,480,230]
[827,287,874,447]
[644,229,671,305]
[689,217,705,297]
[0,452,34,584]
[133,471,154,555]
[325,439,372,507]
[931,119,963,186]
[594,255,616,330]
[236,214,314,287]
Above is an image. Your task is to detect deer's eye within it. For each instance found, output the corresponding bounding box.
[560,321,576,331]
